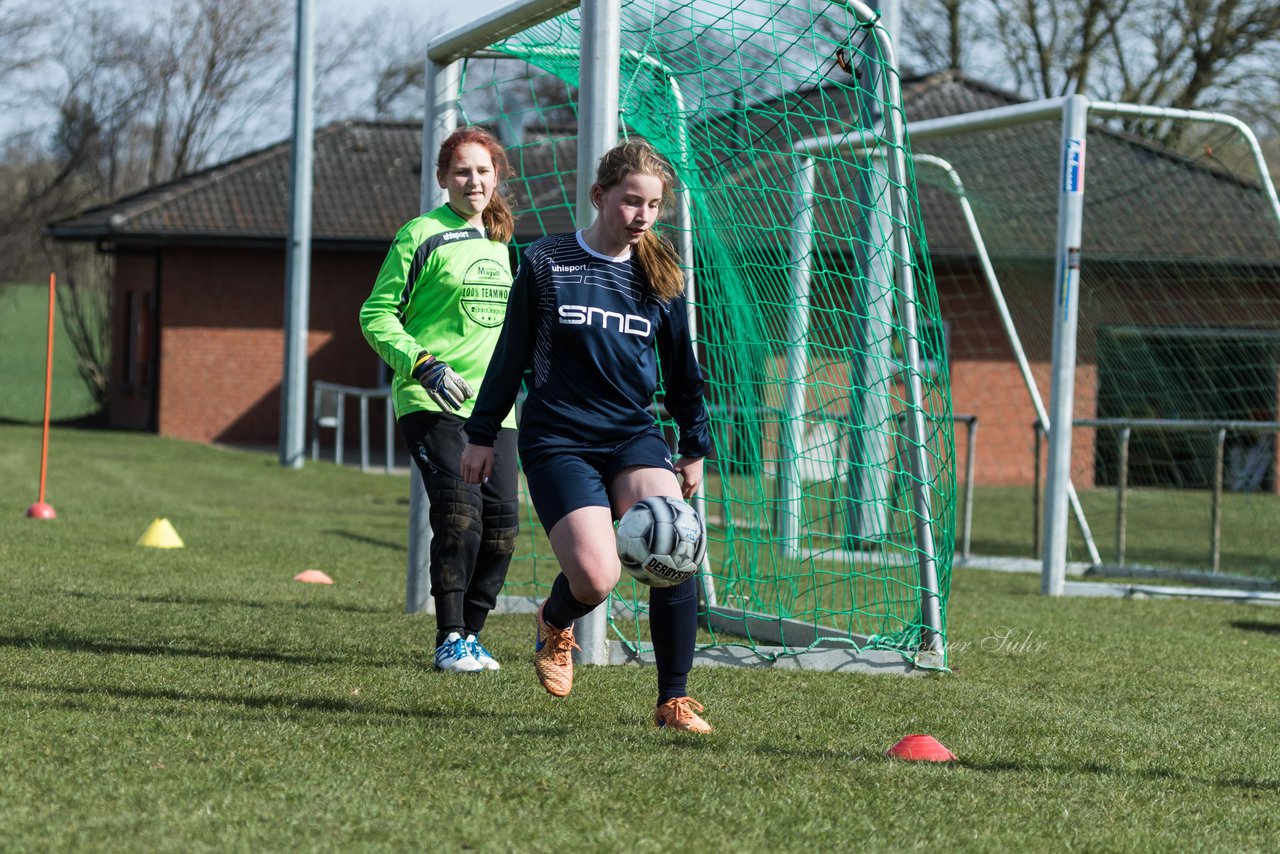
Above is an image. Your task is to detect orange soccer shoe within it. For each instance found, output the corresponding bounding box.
[534,601,579,697]
[655,696,713,734]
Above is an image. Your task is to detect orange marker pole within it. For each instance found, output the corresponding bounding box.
[26,272,57,520]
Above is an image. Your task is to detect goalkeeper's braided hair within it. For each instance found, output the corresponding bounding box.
[593,140,685,302]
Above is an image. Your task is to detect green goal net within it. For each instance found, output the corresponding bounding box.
[453,0,956,666]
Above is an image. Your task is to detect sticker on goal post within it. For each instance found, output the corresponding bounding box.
[1062,138,1085,194]
[1057,246,1083,307]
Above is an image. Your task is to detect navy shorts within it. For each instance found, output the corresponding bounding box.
[522,430,675,532]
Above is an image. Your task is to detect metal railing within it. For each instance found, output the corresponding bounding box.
[311,381,397,473]
[1086,418,1280,572]
[1035,417,1280,572]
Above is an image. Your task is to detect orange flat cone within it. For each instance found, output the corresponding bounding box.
[137,518,184,548]
[886,734,956,762]
[293,569,333,584]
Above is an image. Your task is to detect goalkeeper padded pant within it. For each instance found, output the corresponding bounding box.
[400,410,519,643]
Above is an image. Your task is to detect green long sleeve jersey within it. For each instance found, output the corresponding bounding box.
[360,205,516,426]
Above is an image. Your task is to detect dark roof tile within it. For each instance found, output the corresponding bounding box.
[47,72,1280,264]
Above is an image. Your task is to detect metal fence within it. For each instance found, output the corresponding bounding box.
[311,381,397,473]
[1035,417,1280,572]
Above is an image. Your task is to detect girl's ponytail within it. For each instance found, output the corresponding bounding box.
[635,229,684,301]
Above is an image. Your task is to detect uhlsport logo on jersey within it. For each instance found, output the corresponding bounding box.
[460,259,511,327]
[558,304,652,337]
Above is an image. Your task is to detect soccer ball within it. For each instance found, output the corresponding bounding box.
[615,496,707,588]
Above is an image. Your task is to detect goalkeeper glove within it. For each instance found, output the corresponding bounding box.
[412,352,474,411]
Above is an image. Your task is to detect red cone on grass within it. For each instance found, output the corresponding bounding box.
[26,502,56,519]
[886,734,956,762]
[294,569,334,584]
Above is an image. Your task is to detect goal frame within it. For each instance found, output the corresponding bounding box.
[411,0,948,673]
[898,94,1280,596]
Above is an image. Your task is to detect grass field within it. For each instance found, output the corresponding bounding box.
[0,281,102,423]
[2,423,1278,852]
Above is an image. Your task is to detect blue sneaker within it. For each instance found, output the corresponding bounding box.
[466,634,501,671]
[434,631,483,672]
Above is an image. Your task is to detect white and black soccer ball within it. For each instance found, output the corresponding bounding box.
[615,496,707,588]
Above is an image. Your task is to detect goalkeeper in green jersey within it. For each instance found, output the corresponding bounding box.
[360,127,520,673]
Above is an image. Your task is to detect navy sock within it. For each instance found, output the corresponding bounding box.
[650,578,698,704]
[542,573,596,629]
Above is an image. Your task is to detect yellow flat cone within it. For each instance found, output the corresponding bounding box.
[294,569,333,584]
[137,517,184,549]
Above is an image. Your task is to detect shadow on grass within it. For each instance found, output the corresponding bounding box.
[0,631,408,669]
[61,588,392,615]
[963,542,1280,582]
[325,529,407,552]
[1231,619,1280,635]
[959,758,1280,792]
[5,680,471,722]
[1097,548,1280,580]
[0,412,107,429]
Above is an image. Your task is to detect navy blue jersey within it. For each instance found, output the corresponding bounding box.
[466,231,712,462]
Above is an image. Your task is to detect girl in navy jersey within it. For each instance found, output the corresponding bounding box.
[361,127,520,674]
[462,140,714,732]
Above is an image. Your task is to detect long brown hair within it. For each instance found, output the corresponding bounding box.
[436,126,517,244]
[593,139,685,301]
